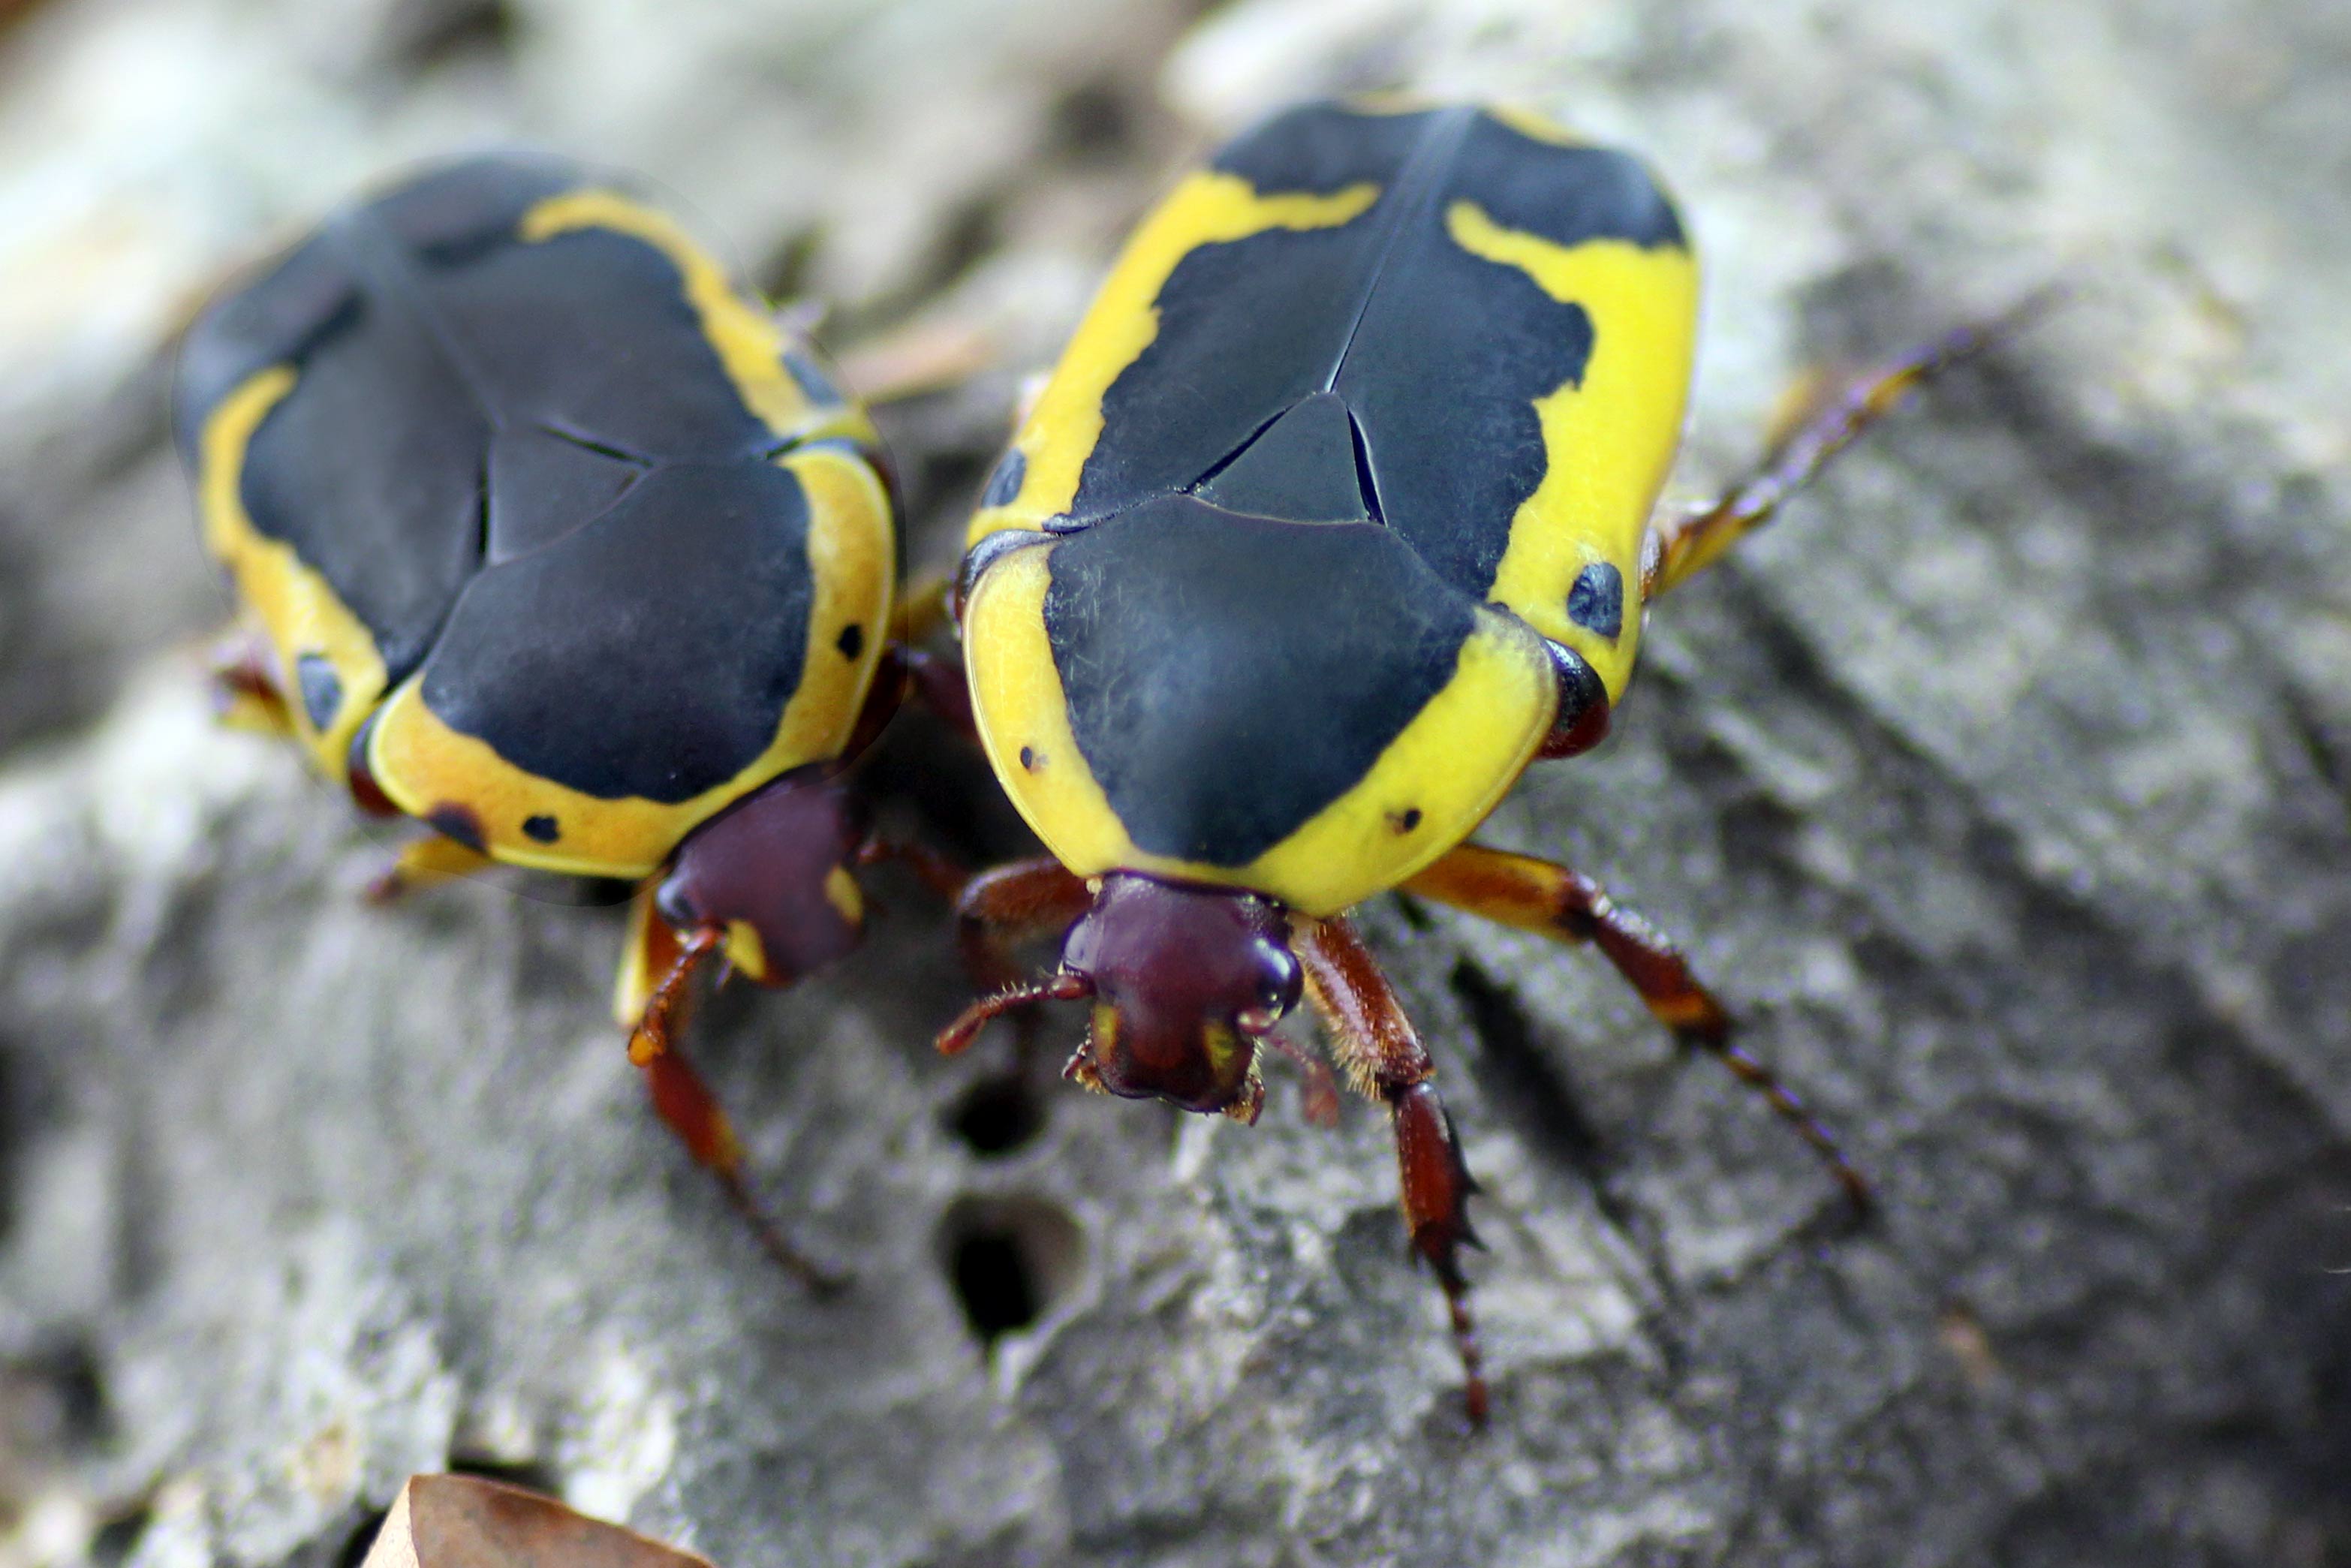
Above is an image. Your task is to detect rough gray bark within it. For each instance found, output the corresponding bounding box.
[1,0,2346,1564]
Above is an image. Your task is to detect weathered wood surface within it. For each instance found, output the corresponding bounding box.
[0,0,2346,1563]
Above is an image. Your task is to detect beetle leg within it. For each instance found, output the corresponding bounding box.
[206,631,295,736]
[1293,915,1488,1427]
[1402,843,1871,1219]
[1644,291,2059,598]
[901,648,975,740]
[843,643,974,759]
[363,832,495,904]
[952,856,1095,996]
[852,834,968,904]
[626,919,847,1294]
[1255,1031,1341,1128]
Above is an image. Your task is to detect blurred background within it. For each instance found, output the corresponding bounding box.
[0,0,2346,1565]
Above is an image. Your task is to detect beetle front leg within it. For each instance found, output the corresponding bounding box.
[952,856,1094,995]
[622,910,847,1294]
[363,832,495,904]
[1644,293,2057,598]
[1293,915,1488,1427]
[1404,844,1870,1218]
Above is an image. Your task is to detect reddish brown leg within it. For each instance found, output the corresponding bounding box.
[627,923,846,1293]
[844,643,976,759]
[1645,293,2058,598]
[1293,916,1489,1427]
[206,631,295,736]
[950,856,1095,995]
[1404,844,1870,1217]
[902,647,975,740]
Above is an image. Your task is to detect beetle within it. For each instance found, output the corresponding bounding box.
[938,99,2033,1420]
[176,153,932,1285]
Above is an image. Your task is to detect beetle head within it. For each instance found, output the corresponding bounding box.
[1058,874,1302,1121]
[655,766,865,985]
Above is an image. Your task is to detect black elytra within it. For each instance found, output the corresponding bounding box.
[176,155,846,805]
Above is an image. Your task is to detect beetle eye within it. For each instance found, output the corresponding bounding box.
[654,878,700,933]
[1250,948,1303,1026]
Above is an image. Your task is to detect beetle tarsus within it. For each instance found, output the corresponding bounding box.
[1294,918,1490,1425]
[629,924,847,1290]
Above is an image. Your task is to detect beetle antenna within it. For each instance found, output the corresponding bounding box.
[937,972,1093,1057]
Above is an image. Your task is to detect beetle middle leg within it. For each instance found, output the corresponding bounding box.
[619,892,846,1293]
[1404,843,1871,1219]
[1293,915,1489,1427]
[1644,293,2057,598]
[950,856,1094,998]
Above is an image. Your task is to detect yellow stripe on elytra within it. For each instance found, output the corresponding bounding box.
[197,366,389,781]
[1452,199,1697,702]
[964,540,1558,917]
[367,444,896,879]
[519,189,874,450]
[966,172,1380,549]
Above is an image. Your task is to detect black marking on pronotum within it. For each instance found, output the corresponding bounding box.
[837,623,865,659]
[428,802,487,850]
[1019,745,1038,770]
[417,460,817,804]
[296,653,344,731]
[1043,495,1474,865]
[522,814,561,843]
[1566,561,1624,640]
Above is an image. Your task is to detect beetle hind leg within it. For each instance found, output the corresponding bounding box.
[1404,844,1870,1220]
[1294,915,1489,1427]
[621,892,847,1293]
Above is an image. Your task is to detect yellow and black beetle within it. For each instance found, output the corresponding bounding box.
[177,153,934,1284]
[940,100,2030,1420]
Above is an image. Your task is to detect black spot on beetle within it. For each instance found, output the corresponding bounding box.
[1019,745,1038,770]
[427,803,486,852]
[837,623,865,660]
[982,448,1027,508]
[522,814,560,844]
[295,654,343,732]
[1389,807,1423,833]
[1566,562,1624,640]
